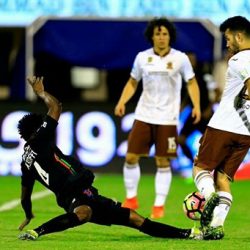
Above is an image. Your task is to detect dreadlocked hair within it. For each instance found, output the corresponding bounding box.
[18,113,44,141]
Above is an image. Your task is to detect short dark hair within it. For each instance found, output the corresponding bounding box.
[220,16,250,36]
[144,17,176,45]
[18,113,44,141]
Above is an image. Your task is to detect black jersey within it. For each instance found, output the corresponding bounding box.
[21,115,94,198]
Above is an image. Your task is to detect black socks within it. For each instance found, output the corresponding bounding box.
[34,213,82,236]
[33,213,191,239]
[139,218,190,239]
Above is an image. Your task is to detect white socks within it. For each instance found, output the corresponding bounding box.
[194,171,233,227]
[194,170,215,200]
[123,163,172,207]
[154,167,172,207]
[210,191,233,227]
[123,162,140,198]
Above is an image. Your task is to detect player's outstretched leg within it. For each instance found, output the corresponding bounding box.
[200,192,219,228]
[18,212,83,240]
[139,218,203,240]
[128,209,203,240]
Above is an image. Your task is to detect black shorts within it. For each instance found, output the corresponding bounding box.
[63,187,130,226]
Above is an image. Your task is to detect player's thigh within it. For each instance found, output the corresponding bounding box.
[155,125,177,158]
[219,138,250,179]
[68,194,129,226]
[195,127,231,171]
[127,120,152,155]
[89,195,130,226]
[195,127,249,173]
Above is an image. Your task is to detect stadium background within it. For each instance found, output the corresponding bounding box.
[0,0,250,180]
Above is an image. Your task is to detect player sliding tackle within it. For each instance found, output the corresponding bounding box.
[17,76,202,241]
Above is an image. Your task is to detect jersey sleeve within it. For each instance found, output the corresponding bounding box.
[180,53,195,83]
[130,52,143,82]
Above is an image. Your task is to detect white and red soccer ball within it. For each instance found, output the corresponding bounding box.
[183,191,205,220]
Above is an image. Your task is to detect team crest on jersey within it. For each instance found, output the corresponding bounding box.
[166,62,173,69]
[148,57,153,63]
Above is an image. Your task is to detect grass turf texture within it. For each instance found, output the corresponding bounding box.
[1,174,250,250]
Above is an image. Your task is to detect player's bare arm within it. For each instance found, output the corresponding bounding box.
[114,77,138,117]
[18,185,34,231]
[187,77,201,124]
[27,76,62,121]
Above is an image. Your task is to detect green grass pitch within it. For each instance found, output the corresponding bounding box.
[1,174,250,250]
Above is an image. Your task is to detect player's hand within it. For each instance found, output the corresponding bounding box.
[18,215,34,231]
[27,76,44,96]
[192,107,201,124]
[114,103,126,117]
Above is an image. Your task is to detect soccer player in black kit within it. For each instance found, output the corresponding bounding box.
[18,76,202,241]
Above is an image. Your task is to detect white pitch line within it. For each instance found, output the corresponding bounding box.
[0,190,52,212]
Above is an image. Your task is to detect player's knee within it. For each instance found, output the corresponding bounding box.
[125,153,140,165]
[129,209,145,228]
[155,157,170,168]
[74,205,92,223]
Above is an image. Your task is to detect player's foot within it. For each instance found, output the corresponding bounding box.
[200,192,219,227]
[150,206,164,219]
[203,225,224,240]
[189,226,203,240]
[18,229,39,240]
[122,196,139,210]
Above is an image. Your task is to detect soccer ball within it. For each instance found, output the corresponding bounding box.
[183,191,205,220]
